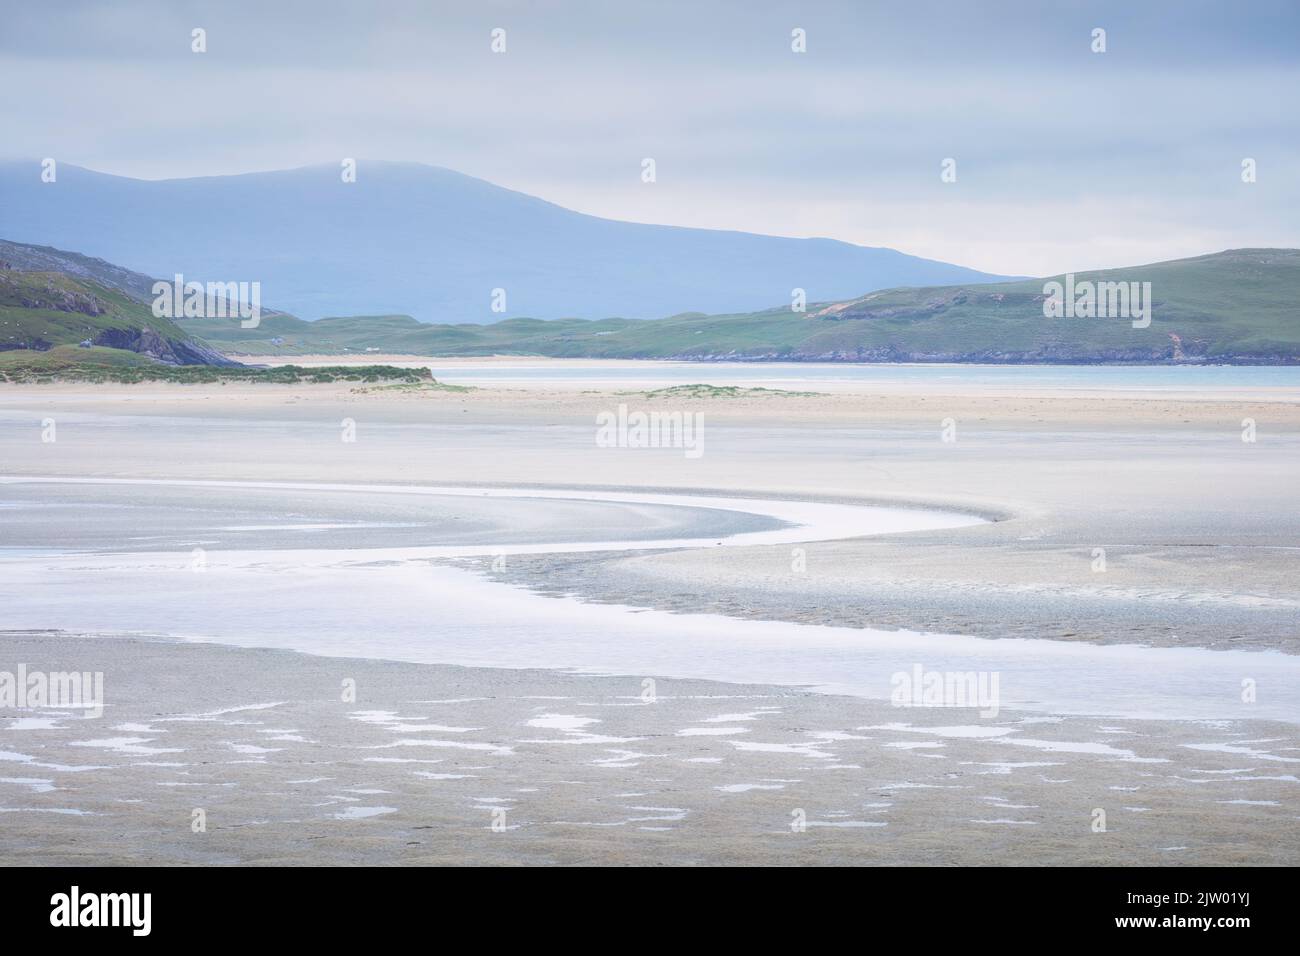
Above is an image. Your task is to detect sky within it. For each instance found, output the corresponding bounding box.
[1,0,1297,277]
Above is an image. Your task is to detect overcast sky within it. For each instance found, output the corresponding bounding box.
[2,0,1296,276]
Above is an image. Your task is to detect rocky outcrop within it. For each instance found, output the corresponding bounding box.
[90,327,240,366]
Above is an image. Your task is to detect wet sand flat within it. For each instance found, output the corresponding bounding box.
[1,371,1298,864]
[2,631,1297,866]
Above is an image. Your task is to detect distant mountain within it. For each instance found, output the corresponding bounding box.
[185,249,1300,364]
[0,239,235,365]
[0,160,1008,323]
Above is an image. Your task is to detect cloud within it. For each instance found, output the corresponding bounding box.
[0,0,1295,275]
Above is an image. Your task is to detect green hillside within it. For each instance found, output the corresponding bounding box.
[0,265,234,365]
[183,249,1300,364]
[5,240,1297,365]
[0,238,164,304]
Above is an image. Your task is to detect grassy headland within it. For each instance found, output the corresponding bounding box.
[182,249,1300,364]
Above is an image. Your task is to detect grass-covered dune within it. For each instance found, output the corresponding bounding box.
[0,345,438,385]
[185,249,1300,364]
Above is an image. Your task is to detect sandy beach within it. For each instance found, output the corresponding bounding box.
[2,359,1298,864]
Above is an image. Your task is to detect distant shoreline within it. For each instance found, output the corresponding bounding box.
[249,353,1300,369]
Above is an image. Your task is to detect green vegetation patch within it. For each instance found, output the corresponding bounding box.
[0,347,439,385]
[625,383,824,399]
[357,379,475,394]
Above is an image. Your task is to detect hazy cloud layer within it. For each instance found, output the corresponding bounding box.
[2,0,1296,275]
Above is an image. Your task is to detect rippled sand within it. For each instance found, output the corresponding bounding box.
[2,632,1297,866]
[1,373,1297,864]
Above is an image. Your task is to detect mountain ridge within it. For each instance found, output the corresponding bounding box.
[0,159,1008,323]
